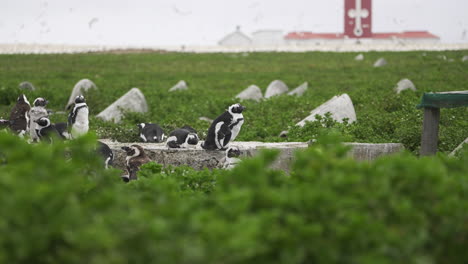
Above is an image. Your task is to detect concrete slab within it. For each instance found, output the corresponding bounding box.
[101,140,404,172]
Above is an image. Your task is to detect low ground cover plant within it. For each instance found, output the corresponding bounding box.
[0,51,467,153]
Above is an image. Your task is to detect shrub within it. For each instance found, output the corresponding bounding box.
[0,132,467,263]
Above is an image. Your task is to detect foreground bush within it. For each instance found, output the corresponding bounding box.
[0,132,467,263]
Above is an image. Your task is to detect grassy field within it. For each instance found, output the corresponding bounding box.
[0,50,467,153]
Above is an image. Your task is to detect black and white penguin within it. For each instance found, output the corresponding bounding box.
[34,117,66,143]
[29,97,49,142]
[9,94,31,137]
[201,103,245,150]
[221,146,242,170]
[137,123,165,143]
[97,141,113,169]
[166,128,199,149]
[68,95,89,139]
[54,122,71,139]
[121,144,151,182]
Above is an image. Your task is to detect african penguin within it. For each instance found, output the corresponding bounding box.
[121,144,151,182]
[97,141,114,169]
[201,103,245,150]
[9,94,31,137]
[68,95,89,139]
[29,97,49,142]
[54,122,71,139]
[166,128,199,149]
[34,117,65,143]
[137,123,165,143]
[221,146,242,170]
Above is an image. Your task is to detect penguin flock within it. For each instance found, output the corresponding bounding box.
[1,93,246,181]
[0,93,113,169]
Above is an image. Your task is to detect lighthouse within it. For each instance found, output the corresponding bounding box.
[344,0,372,38]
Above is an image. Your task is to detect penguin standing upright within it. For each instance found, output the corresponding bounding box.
[8,94,31,137]
[34,117,65,143]
[201,103,245,150]
[68,95,89,139]
[166,128,199,149]
[137,123,165,143]
[29,97,49,142]
[121,144,151,182]
[221,146,242,169]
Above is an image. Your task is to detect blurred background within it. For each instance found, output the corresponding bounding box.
[1,0,467,48]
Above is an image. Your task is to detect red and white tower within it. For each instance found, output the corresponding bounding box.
[344,0,372,38]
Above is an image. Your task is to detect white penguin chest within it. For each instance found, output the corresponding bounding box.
[72,107,89,136]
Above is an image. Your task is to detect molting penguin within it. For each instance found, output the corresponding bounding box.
[121,144,151,182]
[97,141,114,169]
[166,128,199,149]
[221,146,242,170]
[34,117,65,143]
[29,97,49,142]
[137,123,165,143]
[9,94,31,137]
[68,95,89,139]
[201,103,245,150]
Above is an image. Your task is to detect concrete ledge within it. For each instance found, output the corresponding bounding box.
[101,140,404,171]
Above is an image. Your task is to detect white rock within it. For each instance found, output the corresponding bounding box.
[19,81,36,91]
[288,82,308,96]
[462,55,468,62]
[199,116,213,123]
[236,85,263,101]
[296,94,357,127]
[395,78,416,93]
[373,58,387,67]
[96,88,148,123]
[169,80,188,92]
[66,79,97,108]
[354,53,364,61]
[449,137,468,157]
[264,80,289,98]
[279,130,288,137]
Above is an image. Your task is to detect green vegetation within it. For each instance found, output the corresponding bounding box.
[0,51,467,153]
[0,132,467,263]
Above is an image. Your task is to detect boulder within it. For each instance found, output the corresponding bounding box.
[462,55,468,62]
[395,78,416,93]
[373,58,387,67]
[236,85,263,101]
[96,88,148,123]
[169,80,188,92]
[296,93,357,127]
[199,116,213,123]
[288,82,308,96]
[19,81,35,91]
[449,137,468,157]
[66,79,97,108]
[279,130,288,137]
[354,53,364,61]
[264,80,289,98]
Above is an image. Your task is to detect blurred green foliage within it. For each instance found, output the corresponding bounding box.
[0,51,466,152]
[0,132,467,263]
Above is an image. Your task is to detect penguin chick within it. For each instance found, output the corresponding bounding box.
[29,97,49,142]
[166,128,199,149]
[68,95,89,139]
[9,94,31,136]
[34,117,65,143]
[121,144,151,182]
[97,141,114,169]
[201,103,245,150]
[137,123,165,143]
[221,146,242,169]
